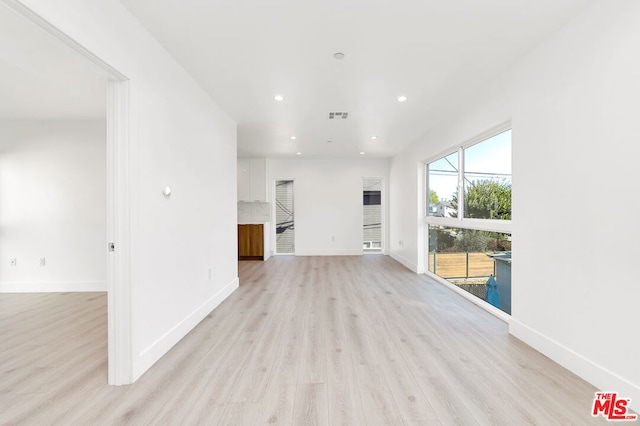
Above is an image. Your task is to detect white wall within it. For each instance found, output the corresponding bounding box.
[0,120,106,292]
[15,0,238,381]
[390,1,640,410]
[267,158,389,256]
[389,156,426,273]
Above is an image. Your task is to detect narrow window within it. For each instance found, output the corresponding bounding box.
[275,180,294,254]
[363,178,383,253]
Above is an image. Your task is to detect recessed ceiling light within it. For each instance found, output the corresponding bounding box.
[333,52,345,60]
[360,151,365,155]
[296,152,302,155]
[370,136,378,140]
[397,95,407,102]
[290,136,297,140]
[274,95,284,101]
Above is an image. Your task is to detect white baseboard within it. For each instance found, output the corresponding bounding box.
[390,250,419,273]
[295,249,363,256]
[0,281,107,293]
[510,319,640,413]
[134,277,239,381]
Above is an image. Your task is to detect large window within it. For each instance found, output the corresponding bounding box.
[425,128,512,314]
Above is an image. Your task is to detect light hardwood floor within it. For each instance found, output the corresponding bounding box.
[0,256,611,425]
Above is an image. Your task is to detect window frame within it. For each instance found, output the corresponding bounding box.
[424,123,512,235]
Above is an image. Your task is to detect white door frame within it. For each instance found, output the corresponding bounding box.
[106,80,132,385]
[1,0,133,384]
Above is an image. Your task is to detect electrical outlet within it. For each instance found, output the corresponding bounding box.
[40,257,46,266]
[208,268,212,280]
[10,258,16,266]
[331,236,335,242]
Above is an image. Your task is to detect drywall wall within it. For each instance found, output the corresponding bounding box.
[14,0,238,381]
[389,1,640,411]
[0,120,106,292]
[389,156,426,273]
[267,158,389,256]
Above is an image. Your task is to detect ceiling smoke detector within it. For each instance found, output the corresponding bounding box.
[328,111,349,119]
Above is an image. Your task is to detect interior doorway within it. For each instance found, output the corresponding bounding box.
[363,177,383,254]
[0,1,131,384]
[274,180,294,254]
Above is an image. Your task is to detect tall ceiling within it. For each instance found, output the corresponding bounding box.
[121,0,594,159]
[0,7,106,120]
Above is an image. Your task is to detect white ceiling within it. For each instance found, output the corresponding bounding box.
[121,0,594,159]
[0,7,106,120]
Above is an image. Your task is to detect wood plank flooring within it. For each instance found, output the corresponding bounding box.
[0,255,612,425]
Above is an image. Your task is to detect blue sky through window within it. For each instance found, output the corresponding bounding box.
[429,130,511,204]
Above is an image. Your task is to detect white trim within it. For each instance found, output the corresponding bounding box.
[107,80,133,385]
[390,250,420,273]
[458,146,465,219]
[510,319,640,413]
[425,270,511,323]
[416,163,427,272]
[460,122,512,150]
[0,0,126,81]
[425,216,512,234]
[296,249,363,256]
[422,122,512,166]
[135,277,239,380]
[0,281,107,293]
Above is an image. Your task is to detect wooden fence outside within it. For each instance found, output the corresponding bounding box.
[428,252,495,279]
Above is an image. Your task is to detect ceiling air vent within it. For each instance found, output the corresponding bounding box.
[328,111,349,119]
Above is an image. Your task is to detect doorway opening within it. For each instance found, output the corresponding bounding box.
[275,180,294,254]
[0,1,131,385]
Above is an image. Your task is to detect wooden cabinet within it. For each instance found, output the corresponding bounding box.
[238,224,264,260]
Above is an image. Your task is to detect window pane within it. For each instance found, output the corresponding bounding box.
[427,151,458,217]
[428,224,512,314]
[463,130,512,220]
